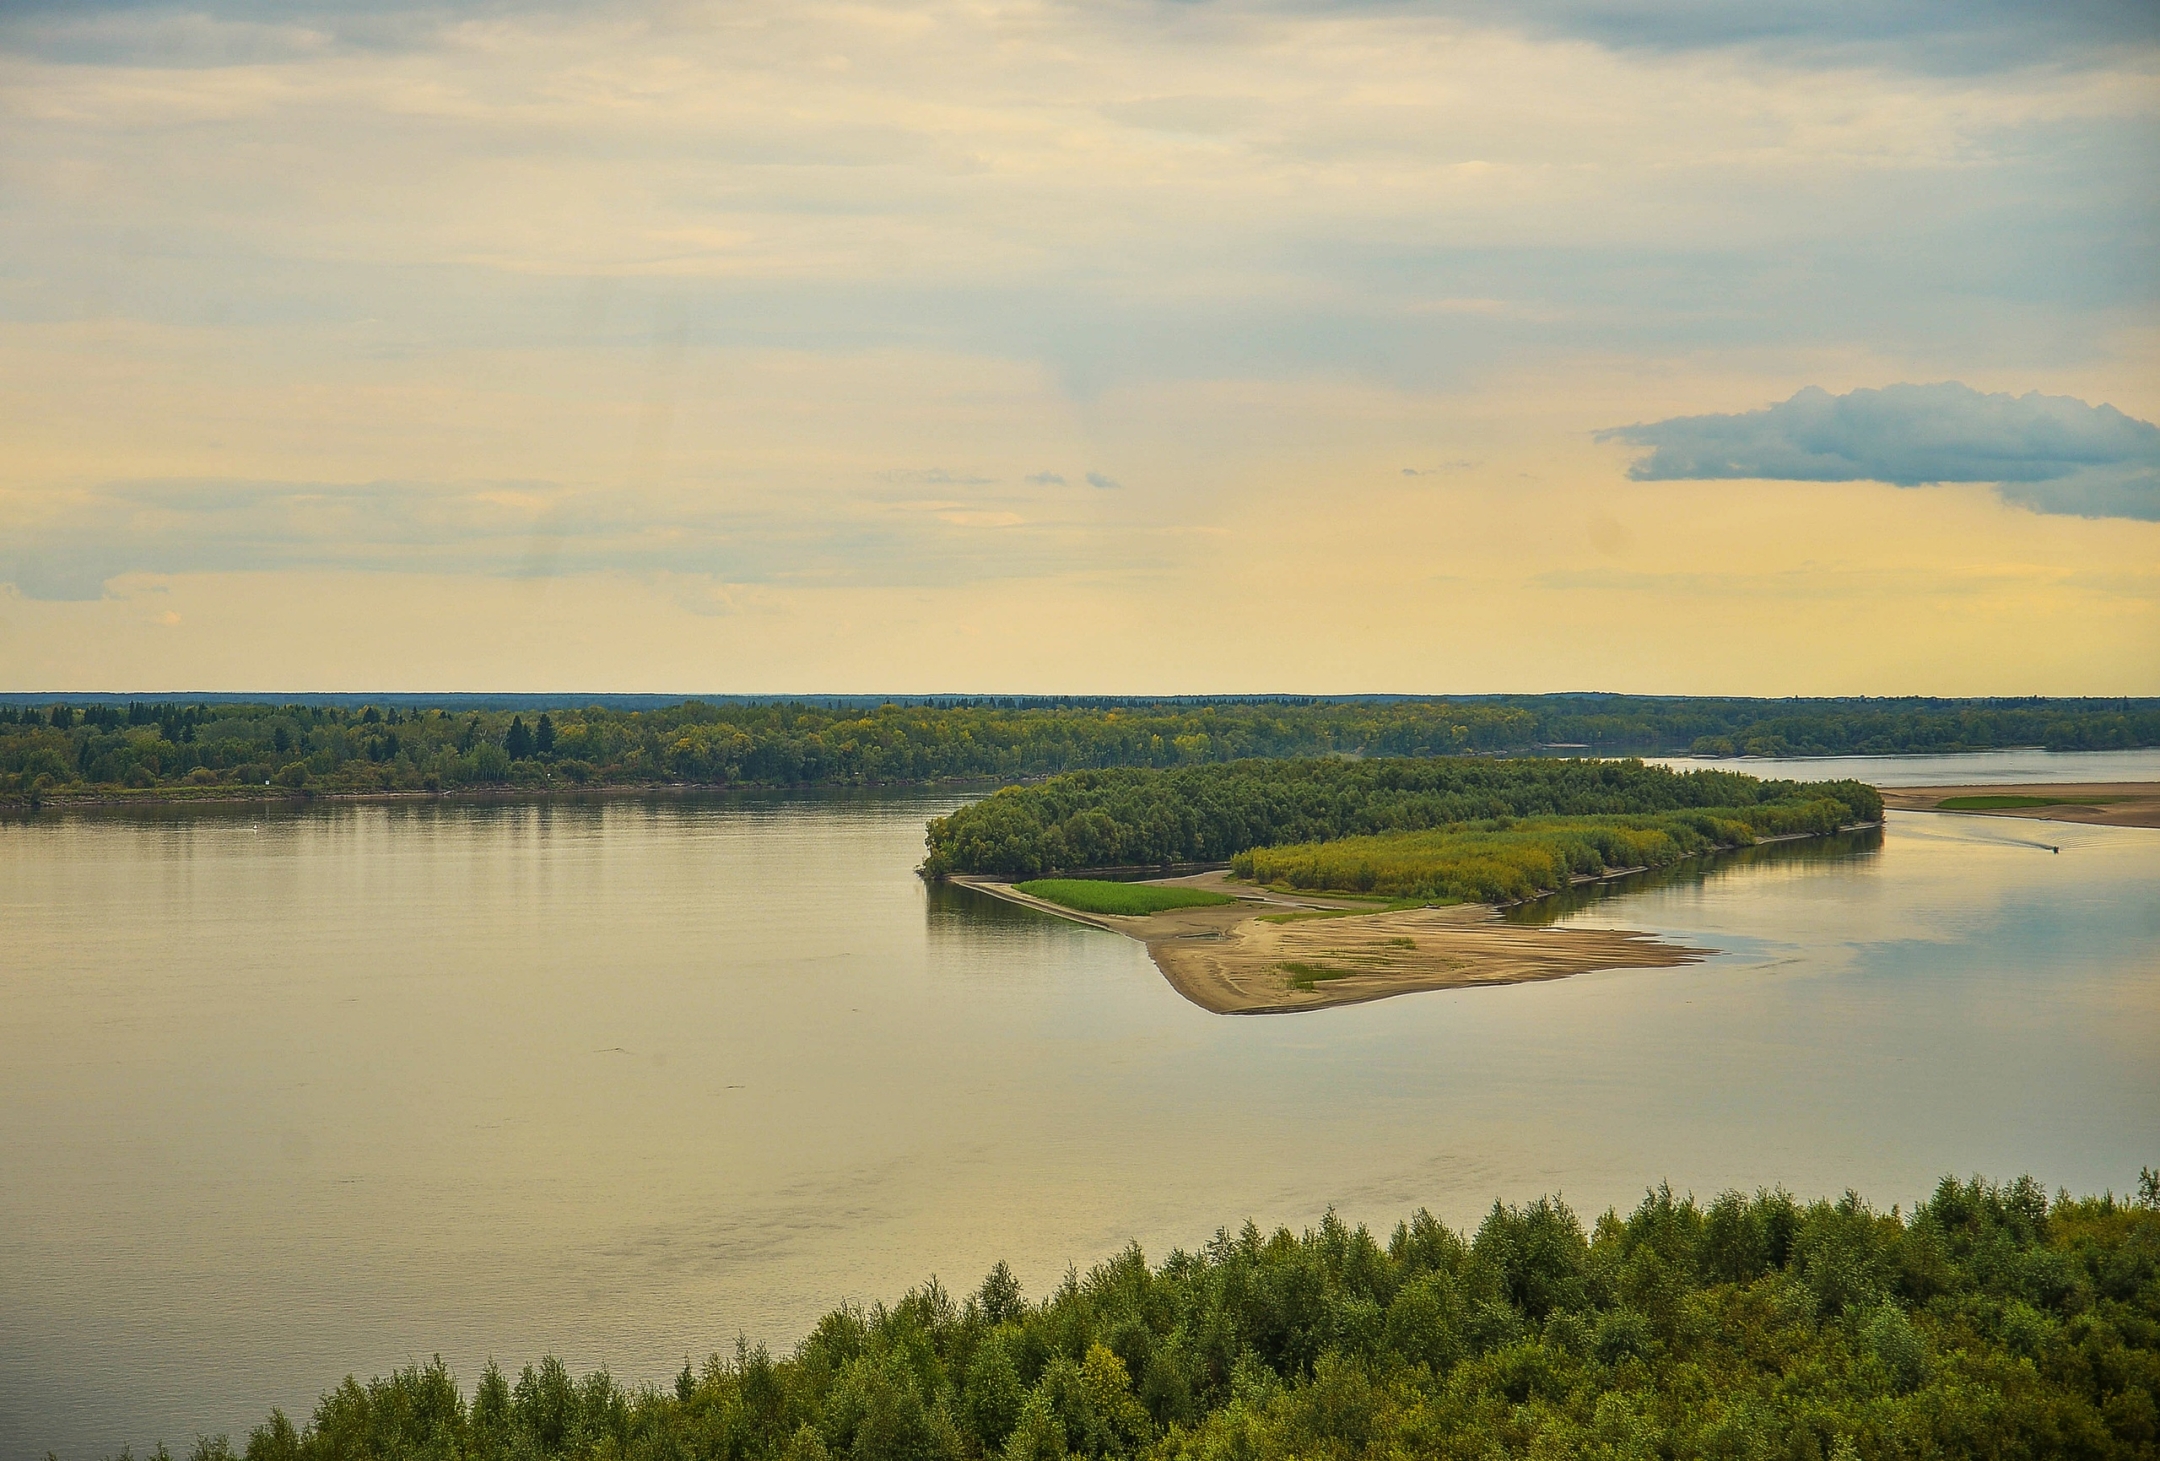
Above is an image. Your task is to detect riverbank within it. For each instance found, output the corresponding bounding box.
[1881,781,2160,828]
[2,776,1014,813]
[954,869,1706,1013]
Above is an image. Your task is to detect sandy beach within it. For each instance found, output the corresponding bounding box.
[954,870,1705,1014]
[1880,782,2160,828]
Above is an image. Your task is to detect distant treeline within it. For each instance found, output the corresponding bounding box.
[0,695,2147,802]
[1492,694,2158,758]
[0,699,1544,801]
[134,1173,2160,1461]
[921,760,1883,877]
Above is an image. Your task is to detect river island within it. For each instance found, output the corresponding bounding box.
[925,756,1887,1013]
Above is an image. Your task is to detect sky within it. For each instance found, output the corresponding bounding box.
[0,0,2155,694]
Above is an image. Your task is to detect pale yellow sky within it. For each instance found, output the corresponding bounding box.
[1,0,2155,692]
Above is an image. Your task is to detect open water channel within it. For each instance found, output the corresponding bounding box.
[3,750,2156,1456]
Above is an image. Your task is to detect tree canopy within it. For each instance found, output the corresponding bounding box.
[136,1173,2160,1461]
[922,759,1883,877]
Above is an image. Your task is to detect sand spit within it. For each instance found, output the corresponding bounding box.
[1881,782,2160,829]
[952,870,1706,1015]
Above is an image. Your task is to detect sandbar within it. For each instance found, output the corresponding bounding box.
[953,870,1705,1014]
[1880,782,2160,829]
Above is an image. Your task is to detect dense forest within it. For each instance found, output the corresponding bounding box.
[0,696,2148,803]
[130,1174,2160,1461]
[921,760,1883,877]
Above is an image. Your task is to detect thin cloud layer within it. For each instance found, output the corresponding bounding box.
[0,475,1123,601]
[0,0,2154,687]
[1602,384,2160,521]
[7,0,2150,72]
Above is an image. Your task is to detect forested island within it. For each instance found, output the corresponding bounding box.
[140,1174,2160,1461]
[927,761,1880,1007]
[922,759,1881,894]
[0,695,2149,804]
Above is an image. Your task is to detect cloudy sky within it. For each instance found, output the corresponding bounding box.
[1,0,2154,693]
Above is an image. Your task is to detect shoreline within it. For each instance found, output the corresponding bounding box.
[1880,782,2160,829]
[1,776,1016,813]
[949,823,1881,1014]
[952,868,1709,1015]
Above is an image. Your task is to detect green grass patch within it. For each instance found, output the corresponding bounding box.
[1937,794,2121,811]
[1278,960,1360,990]
[1013,879,1236,916]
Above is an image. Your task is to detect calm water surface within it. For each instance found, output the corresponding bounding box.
[1648,745,2160,785]
[3,752,2156,1457]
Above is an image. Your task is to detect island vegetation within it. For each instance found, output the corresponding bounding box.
[0,695,2147,804]
[1234,800,1861,903]
[137,1172,2160,1461]
[922,760,1882,879]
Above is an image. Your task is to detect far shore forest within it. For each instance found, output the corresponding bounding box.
[1,695,2151,805]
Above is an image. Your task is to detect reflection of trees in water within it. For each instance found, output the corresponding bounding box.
[925,878,1069,933]
[929,826,1886,936]
[1502,825,1884,926]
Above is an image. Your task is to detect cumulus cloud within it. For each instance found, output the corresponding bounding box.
[1601,383,2160,520]
[1086,472,1123,491]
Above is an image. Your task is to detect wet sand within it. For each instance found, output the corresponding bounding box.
[1880,782,2160,829]
[953,870,1705,1014]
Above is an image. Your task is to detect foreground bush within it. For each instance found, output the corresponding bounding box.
[147,1173,2159,1461]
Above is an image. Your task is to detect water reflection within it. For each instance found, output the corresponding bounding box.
[1504,825,1886,926]
[1648,746,2160,787]
[1,777,2154,1459]
[925,876,1056,928]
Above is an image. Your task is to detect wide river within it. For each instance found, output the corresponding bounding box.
[4,750,2157,1457]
